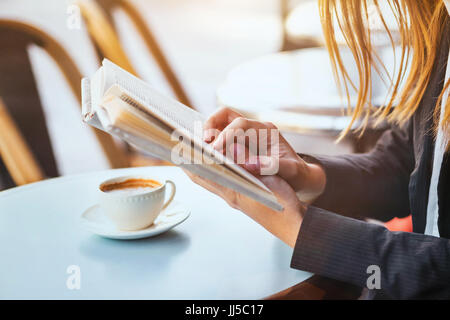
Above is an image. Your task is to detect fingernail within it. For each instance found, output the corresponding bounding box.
[203,130,213,142]
[212,138,223,152]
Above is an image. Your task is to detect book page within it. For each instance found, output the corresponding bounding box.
[101,59,271,192]
[103,59,203,134]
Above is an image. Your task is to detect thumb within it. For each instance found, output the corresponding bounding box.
[243,156,304,191]
[243,155,278,176]
[258,175,300,210]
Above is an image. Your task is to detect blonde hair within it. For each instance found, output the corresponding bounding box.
[318,0,449,145]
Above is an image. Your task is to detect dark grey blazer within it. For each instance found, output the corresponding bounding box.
[291,21,450,299]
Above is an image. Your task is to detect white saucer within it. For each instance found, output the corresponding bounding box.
[80,202,190,240]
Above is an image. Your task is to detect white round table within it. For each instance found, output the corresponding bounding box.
[0,166,310,299]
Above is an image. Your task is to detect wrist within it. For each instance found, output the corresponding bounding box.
[295,160,326,203]
[282,204,307,248]
[285,201,307,248]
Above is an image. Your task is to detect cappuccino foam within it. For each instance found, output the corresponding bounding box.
[100,178,161,196]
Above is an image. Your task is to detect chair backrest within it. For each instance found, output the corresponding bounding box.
[0,19,128,186]
[280,0,323,51]
[0,97,44,185]
[77,0,194,108]
[0,25,58,188]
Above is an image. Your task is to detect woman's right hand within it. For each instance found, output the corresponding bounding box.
[203,107,327,203]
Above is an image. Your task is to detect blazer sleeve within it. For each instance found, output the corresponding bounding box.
[302,121,415,222]
[291,207,450,299]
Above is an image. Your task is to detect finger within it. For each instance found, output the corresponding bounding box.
[276,158,304,190]
[242,156,304,191]
[212,117,273,153]
[243,155,299,177]
[242,155,276,176]
[258,175,300,210]
[229,142,252,167]
[203,108,243,142]
[226,142,267,179]
[229,144,276,178]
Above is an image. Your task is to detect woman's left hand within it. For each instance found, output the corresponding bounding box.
[183,169,306,248]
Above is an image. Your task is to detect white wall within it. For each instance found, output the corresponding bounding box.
[0,0,282,175]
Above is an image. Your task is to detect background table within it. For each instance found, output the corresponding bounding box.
[217,47,397,153]
[0,166,310,299]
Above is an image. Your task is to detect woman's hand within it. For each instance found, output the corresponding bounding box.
[183,108,328,247]
[183,169,306,248]
[203,107,326,202]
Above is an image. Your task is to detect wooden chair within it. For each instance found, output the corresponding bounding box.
[77,0,193,108]
[0,97,44,185]
[280,0,400,52]
[265,275,362,300]
[0,19,128,187]
[280,0,324,51]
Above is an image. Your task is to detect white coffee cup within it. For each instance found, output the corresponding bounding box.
[99,176,176,231]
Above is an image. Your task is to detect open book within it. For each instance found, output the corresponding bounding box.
[82,59,282,211]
